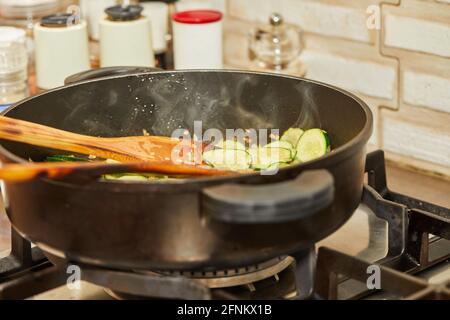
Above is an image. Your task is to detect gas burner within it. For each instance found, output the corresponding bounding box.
[104,256,298,300]
[153,256,295,288]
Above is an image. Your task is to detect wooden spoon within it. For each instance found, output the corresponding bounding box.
[0,116,236,181]
[0,160,237,182]
[0,115,185,162]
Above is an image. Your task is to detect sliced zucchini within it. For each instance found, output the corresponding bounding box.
[104,174,149,181]
[289,158,302,166]
[264,140,293,149]
[323,130,331,152]
[213,139,246,151]
[202,148,251,170]
[250,146,293,170]
[45,155,89,162]
[266,161,291,171]
[264,140,296,159]
[296,128,330,162]
[280,128,304,147]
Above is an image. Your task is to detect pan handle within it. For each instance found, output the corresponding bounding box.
[202,170,334,224]
[64,66,163,85]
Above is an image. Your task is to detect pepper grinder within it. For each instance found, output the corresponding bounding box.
[99,4,155,68]
[248,13,303,75]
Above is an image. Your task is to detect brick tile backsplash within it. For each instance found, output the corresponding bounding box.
[280,0,373,43]
[384,14,450,58]
[224,0,450,177]
[381,107,450,175]
[300,51,396,99]
[403,71,450,113]
[176,0,227,12]
[228,0,273,22]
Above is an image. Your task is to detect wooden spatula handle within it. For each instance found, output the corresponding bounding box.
[0,116,121,158]
[0,116,181,162]
[0,160,236,182]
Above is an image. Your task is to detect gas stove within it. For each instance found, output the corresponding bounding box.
[0,151,449,300]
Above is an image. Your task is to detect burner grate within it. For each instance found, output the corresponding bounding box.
[314,247,450,300]
[315,150,450,300]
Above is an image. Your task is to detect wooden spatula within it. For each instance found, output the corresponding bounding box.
[0,159,236,182]
[0,115,184,162]
[0,116,236,181]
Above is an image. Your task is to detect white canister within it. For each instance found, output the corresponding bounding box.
[99,5,155,68]
[141,1,168,54]
[34,14,90,90]
[172,10,223,69]
[80,0,117,41]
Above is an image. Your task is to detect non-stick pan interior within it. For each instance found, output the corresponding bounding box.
[1,70,369,162]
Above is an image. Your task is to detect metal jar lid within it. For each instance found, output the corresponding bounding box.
[40,13,77,27]
[105,5,143,21]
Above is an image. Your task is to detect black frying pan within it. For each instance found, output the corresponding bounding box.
[0,68,372,271]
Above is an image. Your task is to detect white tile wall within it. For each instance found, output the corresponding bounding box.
[281,0,372,43]
[382,115,450,167]
[403,71,450,113]
[301,51,396,99]
[384,14,450,58]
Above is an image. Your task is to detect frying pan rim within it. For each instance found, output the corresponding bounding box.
[0,69,373,190]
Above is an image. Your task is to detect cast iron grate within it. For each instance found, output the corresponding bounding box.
[314,150,450,300]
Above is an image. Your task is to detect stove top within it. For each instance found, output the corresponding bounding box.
[0,150,449,300]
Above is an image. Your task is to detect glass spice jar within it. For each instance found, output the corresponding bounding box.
[0,27,28,109]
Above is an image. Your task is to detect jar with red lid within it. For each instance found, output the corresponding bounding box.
[172,9,223,69]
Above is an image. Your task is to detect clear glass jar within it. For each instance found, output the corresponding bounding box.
[248,13,303,75]
[0,0,73,76]
[0,0,66,33]
[0,27,28,106]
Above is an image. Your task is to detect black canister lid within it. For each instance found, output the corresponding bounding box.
[41,13,76,27]
[105,5,143,21]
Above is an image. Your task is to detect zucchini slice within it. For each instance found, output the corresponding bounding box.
[250,146,293,170]
[213,139,246,151]
[202,149,251,170]
[264,140,296,159]
[104,174,149,181]
[296,128,330,162]
[45,155,89,162]
[280,128,304,147]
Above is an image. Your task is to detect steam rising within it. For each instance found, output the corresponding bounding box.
[60,71,322,140]
[290,82,321,129]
